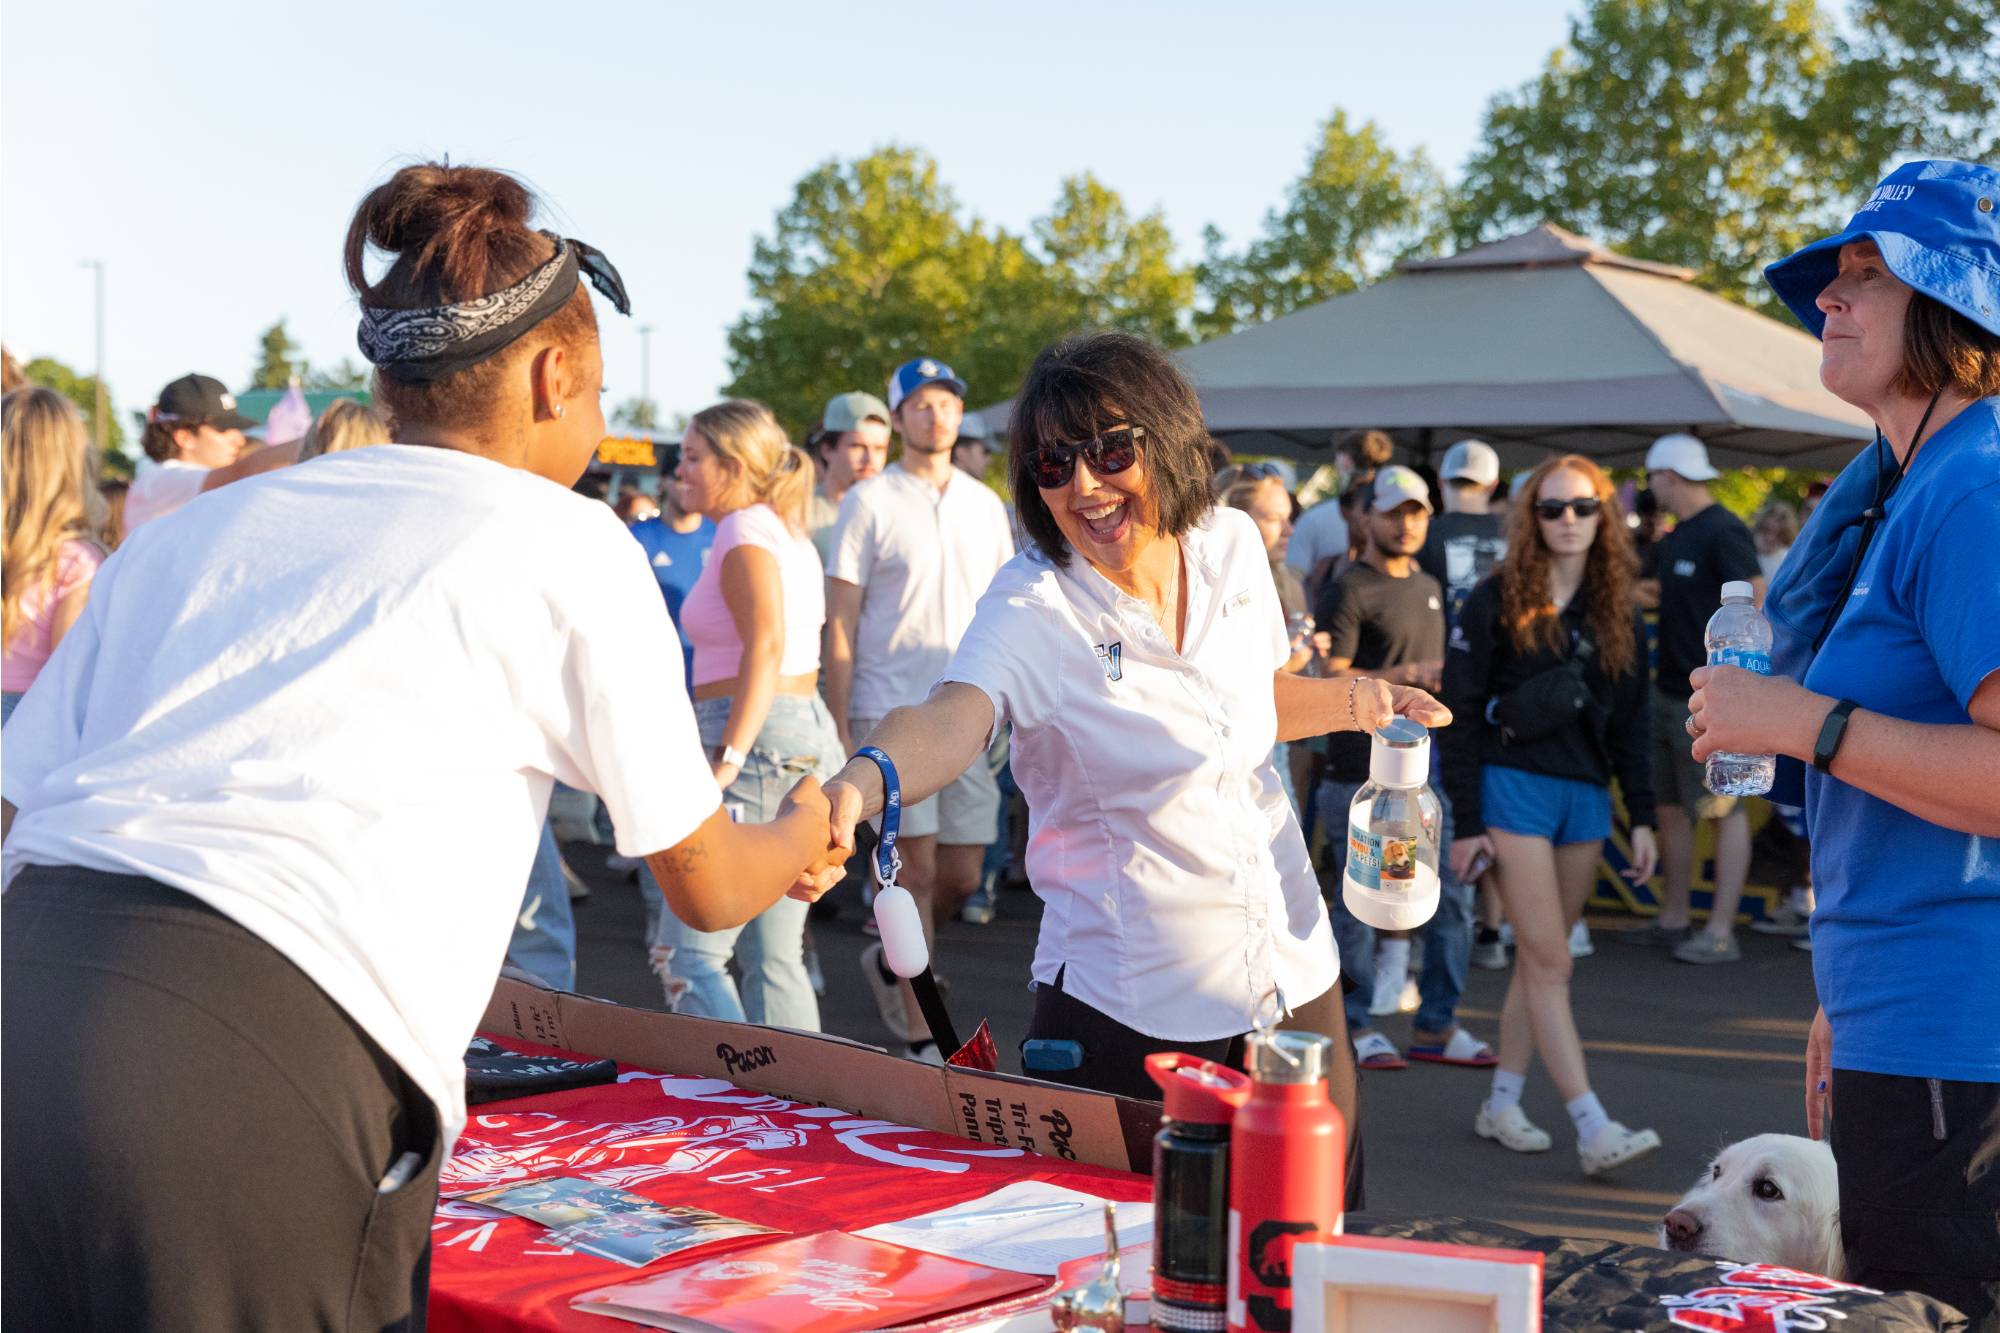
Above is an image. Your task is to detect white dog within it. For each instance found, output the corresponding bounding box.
[1661,1133,1845,1279]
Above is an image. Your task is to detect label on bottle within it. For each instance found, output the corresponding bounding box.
[1708,647,1772,675]
[1347,822,1418,892]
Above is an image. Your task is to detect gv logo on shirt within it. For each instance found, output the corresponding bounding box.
[1093,642,1123,682]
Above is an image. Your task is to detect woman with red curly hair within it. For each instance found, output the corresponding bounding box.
[1440,454,1661,1177]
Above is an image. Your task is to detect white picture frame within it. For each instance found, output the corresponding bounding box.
[1289,1235,1542,1333]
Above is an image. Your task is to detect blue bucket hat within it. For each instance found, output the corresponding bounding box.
[1764,158,2000,340]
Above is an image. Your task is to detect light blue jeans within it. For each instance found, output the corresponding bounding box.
[648,694,842,1031]
[1316,777,1471,1035]
[507,819,578,991]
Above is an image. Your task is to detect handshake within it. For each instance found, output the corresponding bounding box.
[776,773,871,904]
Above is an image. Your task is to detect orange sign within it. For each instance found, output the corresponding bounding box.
[595,437,658,468]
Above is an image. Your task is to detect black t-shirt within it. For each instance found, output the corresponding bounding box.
[1315,562,1446,781]
[1417,512,1507,627]
[1652,503,1761,698]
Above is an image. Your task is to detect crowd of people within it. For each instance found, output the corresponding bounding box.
[1,154,1995,1329]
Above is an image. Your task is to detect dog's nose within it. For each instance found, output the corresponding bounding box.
[1663,1209,1703,1249]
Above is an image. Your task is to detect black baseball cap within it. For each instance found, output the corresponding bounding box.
[153,374,256,431]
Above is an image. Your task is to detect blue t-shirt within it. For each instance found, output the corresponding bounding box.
[627,515,715,693]
[1773,399,2000,1083]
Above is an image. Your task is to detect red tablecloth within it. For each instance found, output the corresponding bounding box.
[429,1037,1151,1332]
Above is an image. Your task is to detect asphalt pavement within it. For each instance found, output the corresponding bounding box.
[563,845,1819,1248]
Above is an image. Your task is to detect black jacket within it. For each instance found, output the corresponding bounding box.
[1440,575,1656,838]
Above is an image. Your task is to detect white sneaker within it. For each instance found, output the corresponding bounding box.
[1568,921,1594,957]
[861,941,928,1043]
[1579,1121,1662,1176]
[1475,1102,1552,1153]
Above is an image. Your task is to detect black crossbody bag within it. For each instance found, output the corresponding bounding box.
[1488,621,1604,746]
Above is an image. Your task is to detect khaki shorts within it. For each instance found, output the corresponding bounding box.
[1650,688,1738,820]
[849,717,1002,845]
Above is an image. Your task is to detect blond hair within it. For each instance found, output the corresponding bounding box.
[297,398,394,461]
[3,388,105,646]
[688,399,811,532]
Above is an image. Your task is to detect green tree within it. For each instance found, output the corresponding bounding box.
[1196,110,1447,338]
[1453,0,1864,311]
[251,319,305,390]
[725,148,1197,437]
[1034,173,1195,348]
[305,358,371,392]
[611,397,658,431]
[22,355,130,477]
[1829,0,2000,164]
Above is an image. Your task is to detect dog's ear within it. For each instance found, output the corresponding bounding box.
[1816,1205,1846,1281]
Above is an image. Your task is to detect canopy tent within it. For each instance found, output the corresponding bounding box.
[986,225,1873,472]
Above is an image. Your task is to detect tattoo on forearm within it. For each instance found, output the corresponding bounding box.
[653,840,709,879]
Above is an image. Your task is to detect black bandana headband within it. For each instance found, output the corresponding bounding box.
[357,231,631,383]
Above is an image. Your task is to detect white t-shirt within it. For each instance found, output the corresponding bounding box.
[123,458,213,533]
[678,502,826,687]
[940,507,1338,1041]
[826,462,1014,719]
[1,445,719,1144]
[1285,498,1350,577]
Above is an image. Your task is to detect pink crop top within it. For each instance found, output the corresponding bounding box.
[678,504,826,688]
[3,538,105,694]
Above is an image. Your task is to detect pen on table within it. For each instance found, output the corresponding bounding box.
[917,1200,1091,1230]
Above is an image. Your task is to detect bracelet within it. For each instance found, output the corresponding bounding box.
[854,745,902,891]
[709,743,748,769]
[1346,678,1359,731]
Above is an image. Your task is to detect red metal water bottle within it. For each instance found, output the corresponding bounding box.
[1226,1030,1344,1333]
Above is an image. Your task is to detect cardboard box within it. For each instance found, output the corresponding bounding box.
[479,977,1161,1175]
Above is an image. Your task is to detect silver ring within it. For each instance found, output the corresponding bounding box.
[1685,714,1700,737]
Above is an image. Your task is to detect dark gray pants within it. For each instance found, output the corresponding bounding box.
[1830,1067,2000,1330]
[3,866,440,1332]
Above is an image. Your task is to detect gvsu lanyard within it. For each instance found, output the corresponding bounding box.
[854,745,962,1056]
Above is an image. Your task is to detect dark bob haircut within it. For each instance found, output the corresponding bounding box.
[1896,291,2000,401]
[1007,331,1213,567]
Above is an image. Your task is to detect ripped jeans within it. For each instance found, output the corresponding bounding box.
[645,693,843,1031]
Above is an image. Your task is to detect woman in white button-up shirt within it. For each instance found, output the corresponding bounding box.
[818,333,1448,1204]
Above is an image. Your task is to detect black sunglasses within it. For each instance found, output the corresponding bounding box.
[570,238,632,316]
[1027,425,1146,490]
[1534,497,1603,520]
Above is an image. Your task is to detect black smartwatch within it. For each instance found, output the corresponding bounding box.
[1813,699,1859,773]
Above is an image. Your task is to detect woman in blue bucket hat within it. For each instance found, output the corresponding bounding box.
[1688,158,2000,1324]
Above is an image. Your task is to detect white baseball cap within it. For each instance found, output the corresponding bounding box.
[1644,432,1719,482]
[1371,465,1434,514]
[1440,439,1500,487]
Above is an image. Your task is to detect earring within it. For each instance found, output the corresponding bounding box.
[553,403,566,419]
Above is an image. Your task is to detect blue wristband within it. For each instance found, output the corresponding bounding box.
[855,745,901,889]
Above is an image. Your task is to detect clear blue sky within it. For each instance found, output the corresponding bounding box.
[2,0,1578,439]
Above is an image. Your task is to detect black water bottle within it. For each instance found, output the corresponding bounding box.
[1146,1052,1253,1333]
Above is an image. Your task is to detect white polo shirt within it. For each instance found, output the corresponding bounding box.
[941,507,1338,1041]
[1,446,720,1146]
[826,462,1014,720]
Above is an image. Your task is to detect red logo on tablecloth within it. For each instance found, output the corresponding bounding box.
[1663,1263,1874,1332]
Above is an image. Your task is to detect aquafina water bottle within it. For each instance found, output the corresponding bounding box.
[1702,580,1775,796]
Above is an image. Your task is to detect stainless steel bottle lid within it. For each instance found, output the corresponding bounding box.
[1244,1030,1332,1085]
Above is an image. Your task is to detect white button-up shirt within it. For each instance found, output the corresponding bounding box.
[828,463,1015,720]
[941,507,1338,1041]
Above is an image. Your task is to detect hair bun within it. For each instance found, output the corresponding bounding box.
[345,162,544,307]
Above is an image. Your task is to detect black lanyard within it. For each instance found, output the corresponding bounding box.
[1810,388,1944,654]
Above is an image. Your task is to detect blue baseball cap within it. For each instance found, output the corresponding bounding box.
[886,356,966,412]
[1765,158,2000,340]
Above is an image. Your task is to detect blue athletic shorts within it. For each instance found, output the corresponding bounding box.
[1480,765,1611,845]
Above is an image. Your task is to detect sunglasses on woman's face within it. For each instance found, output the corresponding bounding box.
[1028,424,1146,491]
[1534,497,1602,521]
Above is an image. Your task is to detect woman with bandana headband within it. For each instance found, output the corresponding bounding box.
[0,163,847,1329]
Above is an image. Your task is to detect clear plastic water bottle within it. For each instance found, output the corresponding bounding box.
[1703,579,1775,796]
[1341,719,1443,931]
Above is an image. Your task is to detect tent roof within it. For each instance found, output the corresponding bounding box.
[983,224,1870,471]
